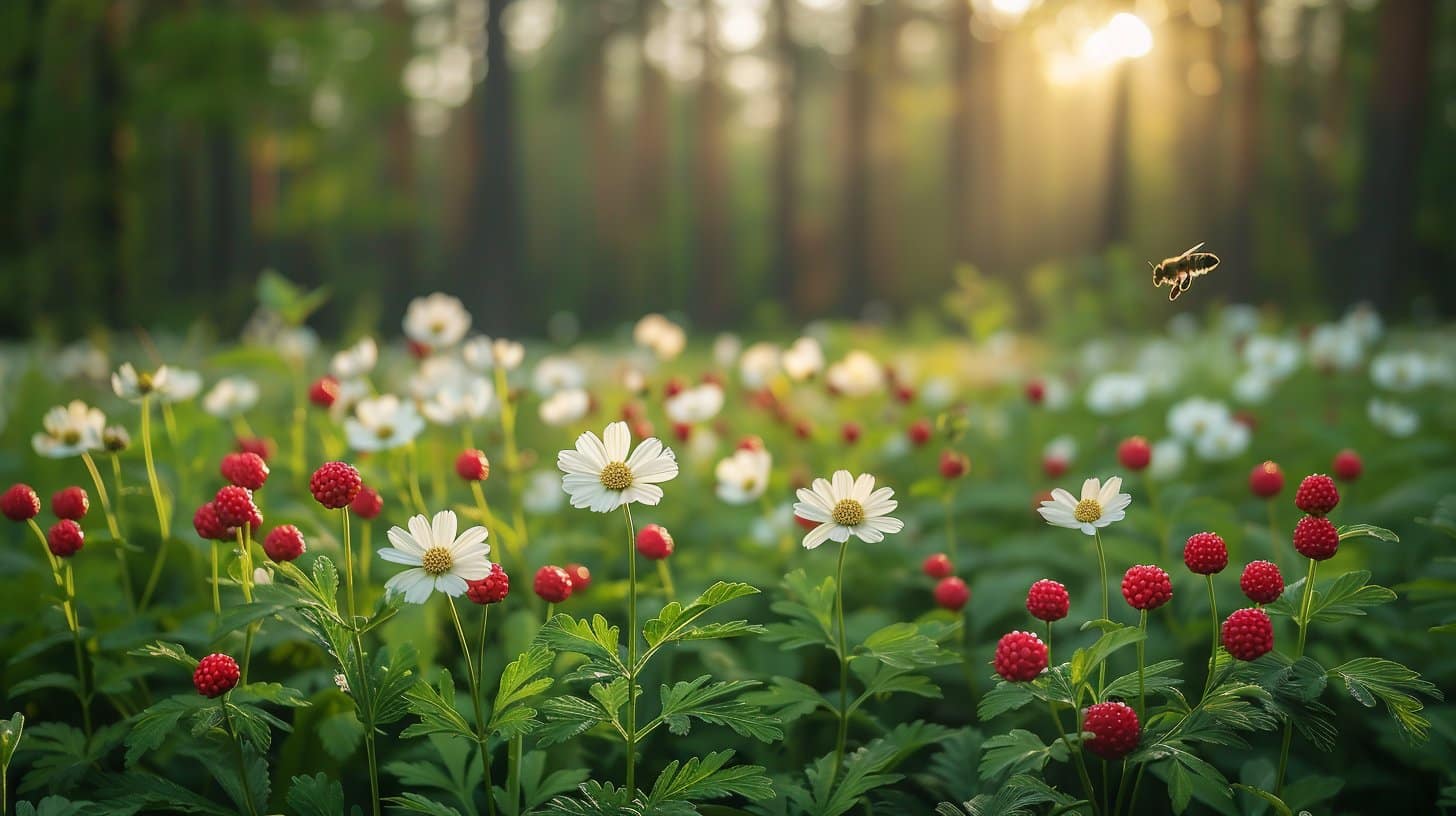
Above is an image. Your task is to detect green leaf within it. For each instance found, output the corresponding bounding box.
[1335,523,1398,543]
[127,640,198,669]
[234,682,310,708]
[1070,626,1145,690]
[1328,657,1443,743]
[125,696,209,766]
[535,696,613,747]
[978,729,1068,782]
[643,582,760,649]
[855,622,958,670]
[655,676,782,742]
[763,571,836,652]
[646,751,775,806]
[384,793,465,816]
[7,673,79,698]
[976,681,1035,721]
[0,712,23,768]
[534,615,624,676]
[739,677,829,724]
[489,647,555,739]
[402,670,476,741]
[1232,784,1293,816]
[1303,571,1396,623]
[286,773,345,816]
[1103,659,1184,702]
[516,750,592,811]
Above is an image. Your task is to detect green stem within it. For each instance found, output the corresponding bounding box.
[211,542,222,617]
[222,695,261,816]
[1048,703,1099,816]
[1274,558,1318,796]
[340,510,381,816]
[448,597,497,816]
[829,538,851,786]
[1137,610,1148,720]
[29,520,89,737]
[656,559,676,601]
[239,526,258,684]
[406,443,429,516]
[82,451,131,610]
[624,504,640,794]
[138,396,172,610]
[1093,529,1109,693]
[1200,575,1219,702]
[1046,620,1054,665]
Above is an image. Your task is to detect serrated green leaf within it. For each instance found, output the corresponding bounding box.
[7,673,79,698]
[1070,626,1145,690]
[402,670,476,741]
[855,622,957,670]
[125,696,209,766]
[978,729,1068,782]
[1335,523,1398,543]
[286,773,345,816]
[127,640,198,669]
[646,750,774,805]
[654,676,781,742]
[1328,657,1442,743]
[534,615,624,674]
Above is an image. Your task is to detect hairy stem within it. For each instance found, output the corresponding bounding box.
[829,538,851,786]
[624,504,640,794]
[1275,558,1319,796]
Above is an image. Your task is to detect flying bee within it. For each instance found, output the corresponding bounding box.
[1149,242,1220,302]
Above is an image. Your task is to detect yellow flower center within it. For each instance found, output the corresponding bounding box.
[61,430,81,445]
[600,461,634,491]
[832,498,866,527]
[421,546,453,576]
[375,425,395,440]
[1074,498,1103,524]
[136,372,155,394]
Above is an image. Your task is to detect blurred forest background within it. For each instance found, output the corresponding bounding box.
[1,0,1453,340]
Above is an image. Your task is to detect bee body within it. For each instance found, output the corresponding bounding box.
[1149,242,1220,301]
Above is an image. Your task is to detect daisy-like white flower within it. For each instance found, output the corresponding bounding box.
[1232,371,1272,404]
[665,383,724,425]
[558,421,678,513]
[466,336,526,371]
[275,326,319,366]
[633,313,686,360]
[738,342,781,388]
[1242,335,1300,380]
[1342,303,1383,346]
[523,470,565,514]
[331,337,378,381]
[533,356,586,396]
[380,510,491,603]
[112,363,168,402]
[1370,351,1429,392]
[203,376,260,418]
[1307,323,1363,373]
[1043,435,1077,468]
[32,401,106,458]
[345,395,425,452]
[781,336,825,381]
[793,470,903,550]
[409,357,470,400]
[1147,439,1185,481]
[404,292,472,349]
[1038,477,1131,536]
[1368,398,1419,438]
[159,368,203,404]
[539,388,591,427]
[53,342,109,382]
[1167,396,1231,441]
[421,377,495,425]
[1217,304,1261,337]
[1193,420,1250,461]
[1085,373,1147,415]
[713,333,742,368]
[826,350,885,398]
[716,447,772,504]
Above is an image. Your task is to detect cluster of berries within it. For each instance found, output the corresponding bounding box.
[533,563,591,604]
[904,419,969,480]
[921,553,969,612]
[2,483,90,557]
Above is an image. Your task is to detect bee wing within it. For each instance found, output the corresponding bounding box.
[1179,242,1206,258]
[1187,253,1220,278]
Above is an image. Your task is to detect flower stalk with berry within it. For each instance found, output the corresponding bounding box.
[137,391,174,610]
[79,450,132,608]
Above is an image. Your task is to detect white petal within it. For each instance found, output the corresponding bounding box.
[435,574,469,597]
[831,471,854,500]
[432,511,459,550]
[853,524,884,543]
[1080,478,1101,501]
[863,487,897,517]
[377,547,424,566]
[632,448,679,484]
[1099,477,1124,505]
[1049,488,1077,508]
[864,515,904,535]
[827,524,853,543]
[626,437,664,470]
[1079,523,1097,536]
[450,525,489,558]
[625,483,664,506]
[794,500,831,523]
[797,486,833,514]
[386,525,425,557]
[386,569,431,604]
[452,554,492,581]
[851,473,876,502]
[408,515,435,550]
[558,449,600,476]
[604,421,631,462]
[802,523,834,550]
[574,431,609,469]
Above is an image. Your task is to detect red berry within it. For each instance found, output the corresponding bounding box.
[1025,380,1045,404]
[1332,449,1363,482]
[1,484,40,522]
[309,376,340,408]
[1083,702,1140,759]
[1183,531,1229,575]
[1294,474,1340,516]
[793,419,813,440]
[1117,436,1151,471]
[221,452,270,491]
[1221,608,1275,661]
[193,502,234,541]
[407,339,432,359]
[350,486,383,520]
[1249,461,1284,499]
[455,449,491,482]
[737,435,765,452]
[263,525,307,563]
[533,565,573,603]
[236,437,274,462]
[310,462,362,509]
[994,631,1048,682]
[934,577,970,611]
[663,377,686,399]
[466,563,511,605]
[51,486,90,521]
[907,419,932,447]
[922,553,953,579]
[1043,456,1069,479]
[673,422,693,442]
[939,450,969,480]
[1121,565,1173,611]
[1239,560,1284,604]
[794,513,819,531]
[213,486,257,529]
[47,520,84,558]
[894,384,915,404]
[636,524,674,560]
[841,422,862,445]
[632,420,656,440]
[193,653,241,698]
[564,563,592,591]
[1293,515,1339,561]
[1026,579,1070,622]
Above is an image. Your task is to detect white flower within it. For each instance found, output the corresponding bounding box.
[275,327,319,366]
[380,510,491,604]
[532,356,585,396]
[54,342,109,382]
[739,343,781,388]
[1147,439,1185,481]
[1342,303,1383,346]
[463,336,525,372]
[1218,304,1261,337]
[421,377,496,425]
[158,368,203,404]
[792,470,903,550]
[752,503,796,547]
[1085,373,1147,415]
[1037,476,1131,536]
[665,383,724,425]
[203,377,260,418]
[1243,335,1300,380]
[1307,324,1363,372]
[713,333,742,368]
[557,421,678,513]
[523,470,565,514]
[1370,352,1429,392]
[1136,342,1185,395]
[32,401,106,458]
[781,337,825,381]
[332,338,378,380]
[1167,397,1231,441]
[111,363,169,402]
[404,293,472,349]
[621,367,648,394]
[716,448,771,504]
[633,314,686,360]
[409,357,469,400]
[826,350,884,398]
[1040,376,1071,411]
[1043,435,1077,466]
[345,395,425,452]
[1232,371,1272,404]
[1194,420,1249,461]
[1368,398,1418,438]
[539,388,591,427]
[920,377,955,409]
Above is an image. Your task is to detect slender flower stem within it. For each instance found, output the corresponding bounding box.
[1275,558,1319,796]
[623,504,640,793]
[1093,529,1110,692]
[656,559,676,601]
[211,542,222,616]
[239,526,258,684]
[82,451,132,610]
[222,695,261,816]
[340,510,381,816]
[1200,575,1219,702]
[448,597,497,816]
[829,538,851,786]
[943,491,958,560]
[1137,610,1148,719]
[29,520,89,737]
[1046,620,1054,665]
[1047,703,1099,815]
[406,443,429,515]
[138,396,172,609]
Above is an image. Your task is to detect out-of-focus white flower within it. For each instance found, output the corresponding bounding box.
[665,383,724,425]
[633,313,686,360]
[1194,420,1250,461]
[621,367,647,394]
[716,447,771,504]
[1368,398,1419,437]
[1136,342,1185,395]
[713,333,742,368]
[345,395,425,452]
[532,356,586,396]
[1232,371,1272,404]
[1079,341,1116,372]
[738,343,781,388]
[793,470,903,550]
[1085,373,1148,415]
[920,377,955,409]
[781,337,825,382]
[1044,435,1077,466]
[421,377,495,425]
[687,427,719,463]
[1167,313,1198,340]
[492,338,525,370]
[1370,352,1429,392]
[752,503,796,547]
[404,293,472,349]
[557,421,678,513]
[380,510,491,603]
[1307,323,1363,372]
[111,363,168,403]
[1243,335,1300,380]
[1168,397,1231,441]
[1218,304,1261,336]
[539,388,591,427]
[54,342,109,382]
[826,350,884,398]
[32,401,105,458]
[409,357,467,400]
[1147,439,1184,480]
[332,338,378,380]
[1038,476,1131,536]
[203,377,260,418]
[158,368,202,404]
[275,327,319,366]
[463,336,526,372]
[1342,303,1383,346]
[1039,376,1071,411]
[523,470,564,514]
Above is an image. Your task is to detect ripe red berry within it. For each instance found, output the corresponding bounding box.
[935,577,970,611]
[1183,531,1229,575]
[1,484,41,522]
[455,449,491,482]
[47,520,84,558]
[841,422,862,445]
[193,653,241,698]
[51,486,90,521]
[466,563,511,605]
[1293,515,1339,561]
[221,452,270,491]
[1117,436,1151,471]
[1043,456,1069,479]
[663,377,686,399]
[907,418,932,447]
[672,422,693,442]
[939,450,969,480]
[1026,579,1070,622]
[894,384,916,404]
[213,486,257,529]
[310,462,362,509]
[1121,565,1173,611]
[1025,380,1045,404]
[1249,461,1284,499]
[308,376,340,408]
[922,553,953,579]
[263,525,307,563]
[350,486,383,520]
[793,419,813,440]
[1239,560,1284,604]
[564,563,592,591]
[632,420,656,440]
[794,513,819,531]
[236,437,274,462]
[636,524,674,560]
[533,565,573,603]
[737,435,765,452]
[1221,607,1275,661]
[1083,702,1140,759]
[1332,449,1363,482]
[193,502,233,541]
[1294,474,1340,516]
[994,631,1049,682]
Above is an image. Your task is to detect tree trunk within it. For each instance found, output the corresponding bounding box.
[630,0,669,307]
[1227,0,1261,296]
[0,0,47,335]
[693,0,730,325]
[771,0,801,313]
[840,0,876,316]
[947,0,972,264]
[1099,63,1132,248]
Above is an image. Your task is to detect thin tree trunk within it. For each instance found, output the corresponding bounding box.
[631,0,668,306]
[1099,63,1132,248]
[693,0,730,325]
[1227,0,1261,295]
[840,0,875,316]
[771,0,801,313]
[947,0,973,264]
